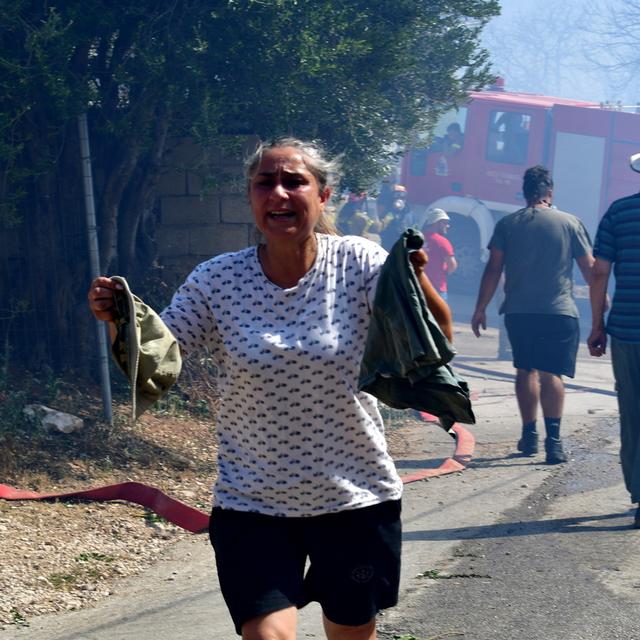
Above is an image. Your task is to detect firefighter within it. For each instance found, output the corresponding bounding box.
[379,185,413,250]
[442,122,464,156]
[471,165,595,464]
[337,192,381,242]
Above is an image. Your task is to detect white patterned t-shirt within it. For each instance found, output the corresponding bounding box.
[161,233,403,516]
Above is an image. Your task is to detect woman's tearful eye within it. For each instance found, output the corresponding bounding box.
[281,176,306,190]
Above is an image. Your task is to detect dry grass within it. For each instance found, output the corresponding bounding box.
[0,357,220,628]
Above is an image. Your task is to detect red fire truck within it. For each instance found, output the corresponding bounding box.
[400,79,640,290]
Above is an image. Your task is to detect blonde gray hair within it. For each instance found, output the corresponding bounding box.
[245,137,340,237]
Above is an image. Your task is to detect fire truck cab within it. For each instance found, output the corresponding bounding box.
[400,81,640,291]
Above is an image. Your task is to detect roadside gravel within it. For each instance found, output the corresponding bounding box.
[1,412,216,628]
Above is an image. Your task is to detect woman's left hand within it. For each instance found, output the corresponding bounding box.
[408,248,428,276]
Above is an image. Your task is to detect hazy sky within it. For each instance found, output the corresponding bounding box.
[481,0,640,106]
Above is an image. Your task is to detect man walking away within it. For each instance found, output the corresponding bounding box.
[588,152,640,528]
[423,208,457,301]
[471,166,594,464]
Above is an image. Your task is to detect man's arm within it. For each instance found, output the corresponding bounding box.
[576,252,595,285]
[445,255,458,275]
[587,257,612,357]
[471,248,504,337]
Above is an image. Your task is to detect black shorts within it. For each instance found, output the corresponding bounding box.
[504,313,579,378]
[208,500,402,635]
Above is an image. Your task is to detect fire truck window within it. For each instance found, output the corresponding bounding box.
[486,111,531,164]
[428,108,468,153]
[442,122,464,156]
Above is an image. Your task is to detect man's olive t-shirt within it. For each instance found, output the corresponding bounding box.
[489,206,592,317]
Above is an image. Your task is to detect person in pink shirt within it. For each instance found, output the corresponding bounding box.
[423,208,457,300]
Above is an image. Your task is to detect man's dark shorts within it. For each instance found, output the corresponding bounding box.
[209,500,402,635]
[504,313,579,378]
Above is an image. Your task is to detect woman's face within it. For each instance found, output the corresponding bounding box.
[249,147,330,244]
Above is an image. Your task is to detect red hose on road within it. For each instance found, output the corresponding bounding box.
[0,481,210,533]
[0,425,475,531]
[400,422,476,484]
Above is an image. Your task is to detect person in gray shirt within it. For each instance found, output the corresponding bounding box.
[471,166,594,464]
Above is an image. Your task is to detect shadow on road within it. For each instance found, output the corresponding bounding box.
[404,510,634,542]
[397,453,571,470]
[465,454,549,468]
[454,361,617,397]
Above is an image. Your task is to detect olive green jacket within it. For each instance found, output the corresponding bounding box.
[358,229,475,429]
[110,276,182,420]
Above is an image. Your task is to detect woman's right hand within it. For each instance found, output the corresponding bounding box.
[87,277,123,322]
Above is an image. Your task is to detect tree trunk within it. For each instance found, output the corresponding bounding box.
[119,104,170,280]
[97,136,142,274]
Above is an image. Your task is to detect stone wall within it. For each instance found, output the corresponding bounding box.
[155,136,258,284]
[0,136,258,287]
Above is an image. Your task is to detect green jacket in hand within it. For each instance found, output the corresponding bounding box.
[358,228,475,429]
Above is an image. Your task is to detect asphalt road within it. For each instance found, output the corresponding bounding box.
[6,295,639,640]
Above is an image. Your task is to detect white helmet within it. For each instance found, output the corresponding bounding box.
[631,153,640,173]
[426,208,450,225]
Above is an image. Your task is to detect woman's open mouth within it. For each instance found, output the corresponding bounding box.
[268,210,296,220]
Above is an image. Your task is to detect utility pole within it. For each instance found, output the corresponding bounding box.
[78,112,113,425]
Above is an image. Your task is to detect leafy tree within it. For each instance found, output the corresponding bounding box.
[0,0,498,372]
[197,0,498,188]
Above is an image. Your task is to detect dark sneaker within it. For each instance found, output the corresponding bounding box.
[517,431,538,456]
[545,437,568,464]
[634,505,640,529]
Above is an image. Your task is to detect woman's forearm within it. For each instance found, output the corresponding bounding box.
[418,270,453,341]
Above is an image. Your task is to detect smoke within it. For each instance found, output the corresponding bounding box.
[482,0,640,104]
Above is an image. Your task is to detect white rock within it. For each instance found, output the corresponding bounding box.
[24,404,84,434]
